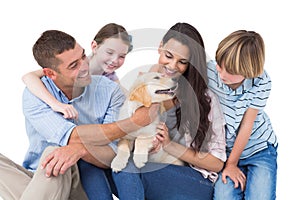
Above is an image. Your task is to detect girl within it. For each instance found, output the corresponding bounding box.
[112,22,226,200]
[208,30,278,200]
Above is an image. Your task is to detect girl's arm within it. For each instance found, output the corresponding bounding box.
[222,107,259,190]
[22,69,78,119]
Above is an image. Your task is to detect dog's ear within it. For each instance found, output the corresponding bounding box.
[129,85,152,107]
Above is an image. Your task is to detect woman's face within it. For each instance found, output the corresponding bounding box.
[92,37,129,74]
[157,38,190,78]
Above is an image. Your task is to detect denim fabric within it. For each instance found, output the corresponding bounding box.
[112,160,144,200]
[112,161,214,200]
[214,144,278,200]
[77,160,114,200]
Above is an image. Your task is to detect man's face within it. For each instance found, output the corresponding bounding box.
[54,43,91,90]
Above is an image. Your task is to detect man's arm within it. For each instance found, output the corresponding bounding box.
[69,104,159,145]
[41,104,159,177]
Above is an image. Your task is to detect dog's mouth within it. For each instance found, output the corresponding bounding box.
[155,84,177,96]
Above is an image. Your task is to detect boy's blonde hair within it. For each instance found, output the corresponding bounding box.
[215,30,265,78]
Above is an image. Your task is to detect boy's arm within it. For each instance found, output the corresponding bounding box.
[226,108,258,166]
[223,107,259,190]
[22,69,78,119]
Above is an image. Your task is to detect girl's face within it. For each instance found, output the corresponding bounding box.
[157,38,190,78]
[92,37,129,74]
[216,64,245,89]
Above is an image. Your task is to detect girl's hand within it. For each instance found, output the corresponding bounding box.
[155,122,171,148]
[51,102,78,120]
[222,163,246,191]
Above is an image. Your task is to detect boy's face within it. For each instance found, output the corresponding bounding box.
[216,64,245,89]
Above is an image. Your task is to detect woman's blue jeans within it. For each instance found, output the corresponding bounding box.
[213,144,278,200]
[77,159,115,200]
[112,160,214,200]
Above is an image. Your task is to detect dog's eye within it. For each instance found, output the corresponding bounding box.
[153,76,160,80]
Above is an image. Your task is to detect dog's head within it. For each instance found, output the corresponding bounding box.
[129,72,177,107]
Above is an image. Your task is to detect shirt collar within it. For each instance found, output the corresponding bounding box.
[44,76,86,103]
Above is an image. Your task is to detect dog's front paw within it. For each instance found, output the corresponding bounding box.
[133,153,148,168]
[111,154,129,173]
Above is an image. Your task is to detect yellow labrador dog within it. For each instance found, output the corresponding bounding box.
[111,72,184,172]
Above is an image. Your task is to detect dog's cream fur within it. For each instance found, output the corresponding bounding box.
[111,72,184,172]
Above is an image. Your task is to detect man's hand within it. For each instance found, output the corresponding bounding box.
[41,143,87,177]
[132,103,160,127]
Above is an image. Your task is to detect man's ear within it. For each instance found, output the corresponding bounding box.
[91,40,98,54]
[129,85,152,107]
[43,68,57,80]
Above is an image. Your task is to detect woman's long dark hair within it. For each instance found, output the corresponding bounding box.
[162,23,211,152]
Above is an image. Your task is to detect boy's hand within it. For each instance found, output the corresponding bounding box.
[222,163,246,191]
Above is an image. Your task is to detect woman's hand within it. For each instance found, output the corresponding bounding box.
[155,122,171,148]
[149,137,161,154]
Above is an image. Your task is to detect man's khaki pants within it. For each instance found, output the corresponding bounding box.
[0,146,88,200]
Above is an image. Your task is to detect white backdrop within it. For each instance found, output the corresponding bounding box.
[0,0,298,199]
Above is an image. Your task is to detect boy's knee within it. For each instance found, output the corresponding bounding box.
[214,177,240,199]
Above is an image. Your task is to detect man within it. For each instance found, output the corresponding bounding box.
[0,30,157,200]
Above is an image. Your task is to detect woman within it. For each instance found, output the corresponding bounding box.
[112,22,226,200]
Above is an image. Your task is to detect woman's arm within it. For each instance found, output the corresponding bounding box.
[155,123,224,172]
[22,69,78,119]
[165,141,224,172]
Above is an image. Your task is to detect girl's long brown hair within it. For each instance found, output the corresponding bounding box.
[93,23,132,52]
